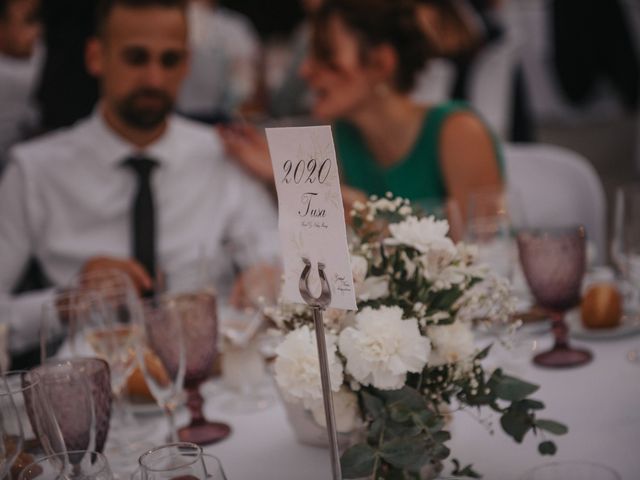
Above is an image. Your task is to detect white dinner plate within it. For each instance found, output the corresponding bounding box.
[566,309,640,340]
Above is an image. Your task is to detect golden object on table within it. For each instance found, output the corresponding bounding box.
[580,283,622,329]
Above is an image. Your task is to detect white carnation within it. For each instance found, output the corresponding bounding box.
[386,216,456,257]
[350,255,368,286]
[310,387,360,433]
[275,326,343,404]
[357,276,389,301]
[339,306,430,390]
[427,321,475,366]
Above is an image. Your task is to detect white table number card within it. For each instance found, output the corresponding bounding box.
[266,126,356,311]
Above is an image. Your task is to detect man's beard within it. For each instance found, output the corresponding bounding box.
[116,88,174,130]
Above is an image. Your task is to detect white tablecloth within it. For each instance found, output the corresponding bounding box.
[138,330,640,480]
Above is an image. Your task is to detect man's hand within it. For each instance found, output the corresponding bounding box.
[79,256,153,295]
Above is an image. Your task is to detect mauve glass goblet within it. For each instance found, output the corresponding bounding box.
[167,292,231,445]
[25,358,112,457]
[517,227,592,367]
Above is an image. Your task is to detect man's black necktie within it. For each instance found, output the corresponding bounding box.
[122,156,159,285]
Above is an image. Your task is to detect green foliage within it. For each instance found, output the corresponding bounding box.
[341,368,568,479]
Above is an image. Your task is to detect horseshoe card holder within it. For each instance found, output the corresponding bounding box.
[298,257,342,480]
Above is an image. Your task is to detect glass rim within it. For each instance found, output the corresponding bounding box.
[521,460,621,479]
[515,225,586,238]
[18,450,110,479]
[36,356,110,378]
[138,442,203,472]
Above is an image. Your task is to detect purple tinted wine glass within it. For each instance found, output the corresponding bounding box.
[26,358,112,457]
[517,227,592,367]
[168,292,231,445]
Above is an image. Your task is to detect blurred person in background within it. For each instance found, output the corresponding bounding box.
[177,0,262,123]
[269,0,323,118]
[0,0,42,173]
[36,0,100,131]
[0,0,279,367]
[414,0,534,141]
[221,0,502,221]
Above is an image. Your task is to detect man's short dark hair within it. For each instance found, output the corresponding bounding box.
[95,0,187,37]
[0,0,13,20]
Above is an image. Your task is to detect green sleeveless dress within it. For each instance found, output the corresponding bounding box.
[334,101,503,212]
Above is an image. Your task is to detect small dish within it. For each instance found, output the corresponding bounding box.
[566,309,640,340]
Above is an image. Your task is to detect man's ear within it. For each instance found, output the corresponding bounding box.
[85,37,104,78]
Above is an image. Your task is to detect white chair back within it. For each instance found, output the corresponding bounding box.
[504,143,607,263]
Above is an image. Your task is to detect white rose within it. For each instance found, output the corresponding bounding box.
[339,306,430,390]
[310,387,360,433]
[386,216,456,257]
[275,326,343,404]
[427,321,475,366]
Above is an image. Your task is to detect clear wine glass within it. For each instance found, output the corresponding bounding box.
[135,298,186,442]
[74,269,156,473]
[521,460,620,480]
[1,371,59,479]
[18,451,113,480]
[26,358,112,460]
[40,289,98,361]
[612,184,640,311]
[1,375,24,479]
[517,226,592,367]
[136,442,204,480]
[466,188,524,282]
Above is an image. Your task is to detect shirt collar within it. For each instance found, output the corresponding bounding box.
[89,105,181,169]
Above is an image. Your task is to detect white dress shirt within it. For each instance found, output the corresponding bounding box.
[0,110,280,354]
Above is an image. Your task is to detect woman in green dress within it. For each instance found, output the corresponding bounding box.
[220,0,502,223]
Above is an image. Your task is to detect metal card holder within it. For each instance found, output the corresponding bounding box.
[298,257,342,480]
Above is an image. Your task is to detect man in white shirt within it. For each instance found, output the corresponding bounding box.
[0,0,280,360]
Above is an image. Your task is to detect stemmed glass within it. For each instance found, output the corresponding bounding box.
[26,358,112,460]
[218,263,280,413]
[517,226,592,367]
[1,371,58,479]
[136,442,227,480]
[135,298,186,442]
[465,188,523,282]
[1,375,24,479]
[611,184,640,311]
[170,292,231,445]
[18,451,113,480]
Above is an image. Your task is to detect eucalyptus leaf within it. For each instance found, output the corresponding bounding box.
[362,390,386,418]
[500,409,532,443]
[341,444,377,478]
[538,441,557,455]
[535,419,568,435]
[493,374,539,401]
[379,437,428,469]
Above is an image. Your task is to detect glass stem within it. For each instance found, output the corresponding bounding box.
[165,405,178,443]
[550,311,570,349]
[185,383,205,426]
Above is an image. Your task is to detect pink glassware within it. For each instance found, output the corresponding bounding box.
[517,226,593,368]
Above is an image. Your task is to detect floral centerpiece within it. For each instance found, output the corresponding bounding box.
[267,195,567,479]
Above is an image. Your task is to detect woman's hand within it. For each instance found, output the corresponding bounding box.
[218,123,275,185]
